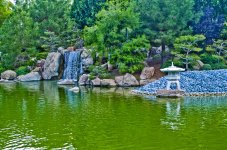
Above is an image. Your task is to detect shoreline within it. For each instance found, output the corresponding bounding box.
[132,90,227,97]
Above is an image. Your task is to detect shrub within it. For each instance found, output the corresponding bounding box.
[89,66,111,79]
[211,63,227,69]
[112,35,150,73]
[0,67,6,74]
[202,64,212,70]
[201,53,220,64]
[16,66,30,76]
[36,52,48,60]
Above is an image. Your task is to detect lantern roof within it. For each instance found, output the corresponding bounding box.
[160,62,185,72]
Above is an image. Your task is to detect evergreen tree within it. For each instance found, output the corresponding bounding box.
[193,7,225,45]
[29,0,74,36]
[71,0,106,29]
[221,22,227,40]
[136,0,196,63]
[0,6,39,68]
[194,0,227,17]
[172,35,205,70]
[84,0,150,73]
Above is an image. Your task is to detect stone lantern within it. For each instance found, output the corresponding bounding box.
[161,62,185,91]
[160,62,185,90]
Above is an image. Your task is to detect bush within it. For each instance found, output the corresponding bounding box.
[202,64,212,70]
[112,35,150,73]
[211,63,227,69]
[89,66,111,79]
[201,53,220,64]
[36,52,48,60]
[0,67,6,74]
[16,66,30,76]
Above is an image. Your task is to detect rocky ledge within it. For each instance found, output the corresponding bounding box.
[133,70,227,96]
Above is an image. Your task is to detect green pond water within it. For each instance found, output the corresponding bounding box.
[1,81,227,150]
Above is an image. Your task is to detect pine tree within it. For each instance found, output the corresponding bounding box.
[193,7,225,45]
[136,0,196,63]
[84,0,150,73]
[71,0,106,29]
[172,35,205,70]
[0,6,39,68]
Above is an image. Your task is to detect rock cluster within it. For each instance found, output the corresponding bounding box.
[115,73,139,87]
[78,73,140,87]
[134,70,227,95]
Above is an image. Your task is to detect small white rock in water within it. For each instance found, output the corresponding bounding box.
[69,87,80,93]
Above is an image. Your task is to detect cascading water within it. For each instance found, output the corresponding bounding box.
[58,51,83,85]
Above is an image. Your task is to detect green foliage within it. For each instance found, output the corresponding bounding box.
[113,35,150,73]
[41,31,60,52]
[212,63,227,69]
[202,64,212,70]
[0,5,39,69]
[172,34,205,70]
[84,0,149,73]
[0,0,12,26]
[136,0,196,46]
[222,22,227,40]
[36,52,48,60]
[60,27,82,48]
[200,53,227,69]
[29,0,74,36]
[201,53,219,64]
[71,0,106,29]
[0,0,77,69]
[88,65,111,79]
[0,0,226,73]
[162,58,184,69]
[16,66,30,76]
[0,68,5,73]
[194,0,227,16]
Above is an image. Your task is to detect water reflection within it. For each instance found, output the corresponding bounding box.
[1,82,227,149]
[160,100,184,130]
[158,96,227,131]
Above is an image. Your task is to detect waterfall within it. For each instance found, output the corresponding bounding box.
[62,51,83,81]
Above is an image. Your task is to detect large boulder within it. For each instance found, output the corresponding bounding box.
[1,70,17,80]
[193,60,205,70]
[81,48,93,70]
[18,72,42,82]
[101,79,116,87]
[140,67,155,80]
[115,73,139,87]
[42,52,62,80]
[79,74,89,86]
[91,77,101,86]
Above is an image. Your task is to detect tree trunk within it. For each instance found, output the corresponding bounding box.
[185,61,189,71]
[161,42,165,64]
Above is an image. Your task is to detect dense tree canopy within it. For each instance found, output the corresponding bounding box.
[0,0,226,73]
[84,0,150,73]
[71,0,106,29]
[194,0,227,16]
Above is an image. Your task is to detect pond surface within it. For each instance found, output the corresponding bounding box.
[1,81,227,149]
